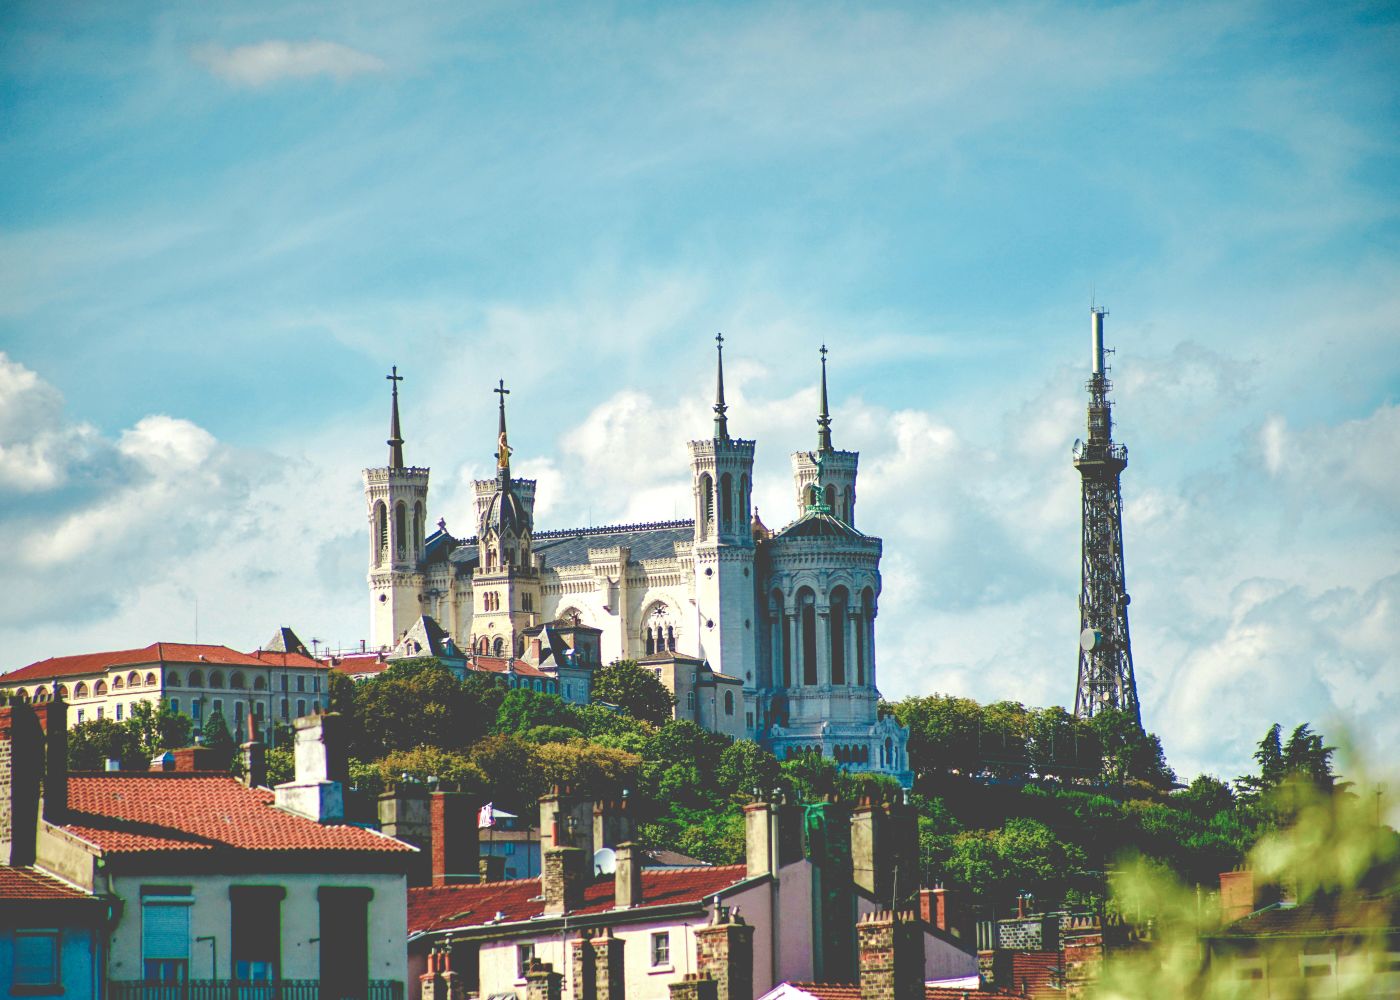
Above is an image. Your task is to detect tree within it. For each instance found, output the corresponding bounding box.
[1089,708,1176,789]
[202,710,236,764]
[374,747,485,795]
[891,694,983,776]
[68,719,141,771]
[590,660,676,726]
[351,660,493,757]
[1174,775,1236,820]
[716,739,783,801]
[126,700,193,759]
[493,690,580,737]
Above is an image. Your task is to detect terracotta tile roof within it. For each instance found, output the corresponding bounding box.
[409,864,748,934]
[329,653,391,676]
[2,643,326,684]
[468,656,553,679]
[0,865,95,901]
[1008,951,1063,998]
[245,649,327,670]
[1214,894,1400,938]
[783,985,1015,999]
[62,773,414,856]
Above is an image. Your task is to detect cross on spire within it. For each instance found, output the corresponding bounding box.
[494,379,513,476]
[817,344,833,453]
[386,365,405,469]
[713,332,729,441]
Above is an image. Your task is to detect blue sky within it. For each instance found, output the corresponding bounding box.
[2,1,1397,782]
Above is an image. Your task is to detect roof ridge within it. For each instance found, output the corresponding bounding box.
[534,518,695,540]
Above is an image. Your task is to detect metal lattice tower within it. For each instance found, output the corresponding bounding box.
[1072,307,1141,725]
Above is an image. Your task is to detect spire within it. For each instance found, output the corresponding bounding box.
[386,366,405,469]
[713,332,730,441]
[494,379,513,483]
[817,344,833,453]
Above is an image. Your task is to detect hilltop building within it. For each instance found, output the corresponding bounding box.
[364,341,911,785]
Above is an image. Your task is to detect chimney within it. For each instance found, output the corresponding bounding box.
[743,801,777,878]
[240,714,267,789]
[171,746,223,772]
[594,798,633,850]
[478,855,506,883]
[667,974,718,1000]
[858,910,924,1000]
[1219,869,1268,924]
[379,783,431,883]
[529,637,542,663]
[805,798,855,983]
[852,799,920,906]
[0,702,44,867]
[695,901,754,1000]
[429,791,478,887]
[523,959,562,1000]
[918,885,971,943]
[543,842,585,915]
[571,937,596,1000]
[539,786,594,879]
[572,929,625,1000]
[419,945,460,1000]
[33,700,67,824]
[273,714,346,823]
[614,842,642,908]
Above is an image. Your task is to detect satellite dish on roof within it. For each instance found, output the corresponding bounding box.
[594,847,616,876]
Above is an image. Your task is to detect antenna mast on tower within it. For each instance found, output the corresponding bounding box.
[1072,307,1141,726]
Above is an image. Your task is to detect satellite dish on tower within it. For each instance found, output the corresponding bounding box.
[1080,628,1103,652]
[594,847,616,876]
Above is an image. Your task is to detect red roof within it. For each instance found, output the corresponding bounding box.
[409,864,748,934]
[62,773,414,856]
[466,656,553,680]
[784,986,1016,999]
[0,865,95,901]
[246,649,326,670]
[330,653,391,676]
[1008,952,1063,999]
[3,643,327,684]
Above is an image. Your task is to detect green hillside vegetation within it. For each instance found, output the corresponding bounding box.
[59,659,1341,914]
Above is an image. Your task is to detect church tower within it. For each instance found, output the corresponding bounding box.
[688,334,758,689]
[791,345,859,525]
[1073,308,1141,725]
[365,367,429,649]
[470,380,541,659]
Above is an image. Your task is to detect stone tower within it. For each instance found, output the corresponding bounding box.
[1072,308,1141,725]
[791,345,859,525]
[688,334,758,690]
[366,367,429,649]
[470,380,541,659]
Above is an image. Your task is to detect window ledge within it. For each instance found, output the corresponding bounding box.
[647,965,675,975]
[12,985,65,996]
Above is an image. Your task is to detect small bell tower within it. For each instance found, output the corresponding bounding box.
[688,333,758,687]
[365,366,429,649]
[791,345,859,524]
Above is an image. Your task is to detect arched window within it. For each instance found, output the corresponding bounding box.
[724,690,734,715]
[824,483,836,512]
[209,671,224,689]
[740,475,750,526]
[254,676,267,691]
[859,586,875,686]
[773,589,790,688]
[74,682,89,698]
[145,672,157,687]
[161,675,175,689]
[643,603,677,656]
[720,473,733,532]
[95,680,108,695]
[699,474,714,538]
[395,502,407,561]
[35,686,49,702]
[829,586,849,685]
[230,672,246,690]
[493,636,504,656]
[799,588,817,686]
[56,684,69,699]
[127,671,141,688]
[188,670,203,688]
[375,501,389,565]
[112,676,124,690]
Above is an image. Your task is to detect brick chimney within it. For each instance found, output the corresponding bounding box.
[594,798,633,850]
[170,746,224,772]
[240,739,267,789]
[430,791,478,887]
[858,910,924,1000]
[571,929,624,1000]
[919,885,972,943]
[614,841,642,908]
[0,702,44,867]
[419,945,461,1000]
[540,786,594,878]
[543,842,584,915]
[523,959,562,1000]
[667,974,718,1000]
[1219,869,1262,924]
[695,901,754,1000]
[33,700,67,824]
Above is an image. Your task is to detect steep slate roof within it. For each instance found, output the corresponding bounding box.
[0,864,95,901]
[408,864,747,935]
[532,521,694,570]
[61,773,414,856]
[772,511,867,541]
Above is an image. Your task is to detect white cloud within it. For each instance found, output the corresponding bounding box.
[194,40,385,88]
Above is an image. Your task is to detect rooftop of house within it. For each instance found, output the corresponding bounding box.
[773,983,1016,1000]
[0,864,97,902]
[60,772,416,857]
[1212,891,1400,939]
[408,864,748,935]
[2,642,326,684]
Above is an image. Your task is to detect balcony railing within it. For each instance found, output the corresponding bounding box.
[109,981,404,1000]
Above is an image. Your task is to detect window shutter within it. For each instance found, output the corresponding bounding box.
[143,901,191,960]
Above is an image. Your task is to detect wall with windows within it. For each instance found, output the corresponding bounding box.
[106,872,406,985]
[0,922,101,1000]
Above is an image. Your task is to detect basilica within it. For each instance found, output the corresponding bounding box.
[363,338,911,785]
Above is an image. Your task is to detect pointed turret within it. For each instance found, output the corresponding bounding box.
[387,366,405,469]
[494,378,513,483]
[817,344,833,453]
[713,332,730,441]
